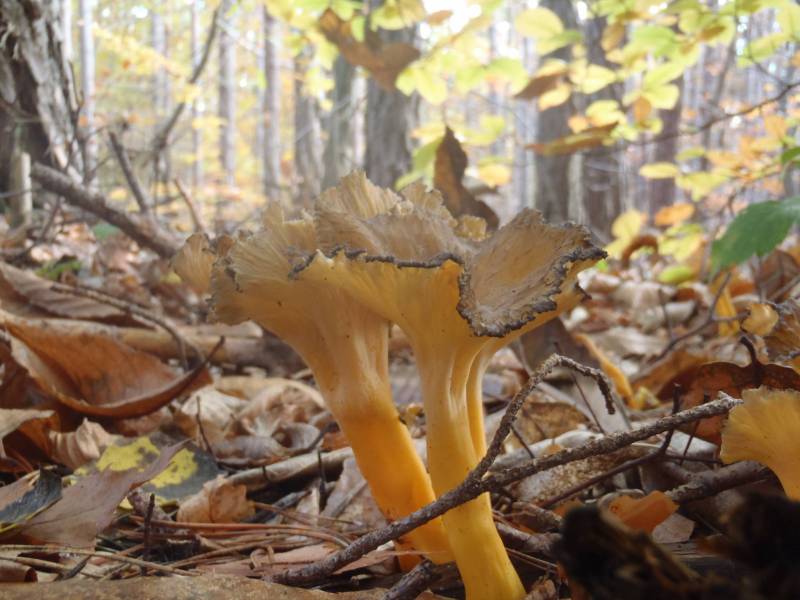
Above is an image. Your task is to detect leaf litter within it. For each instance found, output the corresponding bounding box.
[0,186,797,598]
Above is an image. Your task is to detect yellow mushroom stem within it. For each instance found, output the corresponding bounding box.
[418,344,526,600]
[301,318,453,566]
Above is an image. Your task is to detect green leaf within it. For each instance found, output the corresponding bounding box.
[658,264,695,285]
[777,0,800,39]
[711,196,800,272]
[643,62,685,89]
[578,64,617,94]
[780,147,800,167]
[739,32,790,65]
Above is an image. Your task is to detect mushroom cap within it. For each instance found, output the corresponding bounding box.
[720,386,800,499]
[171,233,215,295]
[297,183,605,341]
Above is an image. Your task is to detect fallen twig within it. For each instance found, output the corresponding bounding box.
[228,447,353,492]
[665,460,773,504]
[275,383,739,585]
[31,163,178,259]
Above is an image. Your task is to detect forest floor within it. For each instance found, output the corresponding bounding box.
[0,211,797,600]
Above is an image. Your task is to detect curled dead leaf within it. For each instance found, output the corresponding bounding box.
[318,9,420,91]
[47,419,118,470]
[5,317,211,418]
[433,127,499,229]
[176,475,254,523]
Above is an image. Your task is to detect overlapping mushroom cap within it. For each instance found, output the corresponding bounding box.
[300,186,604,346]
[176,174,455,565]
[720,386,800,499]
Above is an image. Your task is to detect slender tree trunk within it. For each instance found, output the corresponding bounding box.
[322,55,356,189]
[364,0,416,188]
[190,0,202,190]
[78,0,96,184]
[534,0,577,223]
[218,0,236,187]
[262,7,281,197]
[152,7,171,192]
[580,15,622,238]
[649,74,684,213]
[61,0,72,64]
[293,51,322,204]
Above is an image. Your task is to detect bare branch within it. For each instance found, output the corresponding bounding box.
[31,163,178,258]
[108,131,151,215]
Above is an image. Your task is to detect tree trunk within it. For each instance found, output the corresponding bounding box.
[534,0,577,224]
[151,8,171,190]
[649,74,684,213]
[190,0,202,190]
[78,0,96,184]
[218,0,236,187]
[0,0,81,195]
[580,15,622,238]
[293,51,322,204]
[262,7,281,197]
[364,0,416,188]
[61,0,72,64]
[322,55,356,189]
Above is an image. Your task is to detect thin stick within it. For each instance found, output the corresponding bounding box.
[173,178,207,234]
[109,131,151,215]
[0,545,196,577]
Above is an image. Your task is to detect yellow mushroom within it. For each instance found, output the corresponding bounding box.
[178,179,453,565]
[298,186,604,600]
[720,386,800,500]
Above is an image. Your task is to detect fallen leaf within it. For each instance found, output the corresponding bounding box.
[608,491,678,533]
[667,347,800,443]
[79,435,222,505]
[0,470,61,534]
[0,573,390,599]
[19,442,183,546]
[762,299,800,371]
[5,317,211,418]
[176,475,254,523]
[0,263,129,323]
[47,419,118,470]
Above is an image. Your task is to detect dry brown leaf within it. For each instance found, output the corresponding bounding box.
[514,71,566,100]
[47,419,118,470]
[756,249,799,301]
[526,122,617,156]
[174,386,246,445]
[318,9,420,91]
[0,263,128,323]
[176,475,254,523]
[433,127,499,229]
[607,491,678,533]
[761,299,800,371]
[0,573,391,599]
[667,346,800,443]
[0,408,54,443]
[18,442,183,546]
[5,318,211,418]
[236,379,325,435]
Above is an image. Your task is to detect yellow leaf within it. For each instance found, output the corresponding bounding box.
[632,96,652,124]
[602,22,625,51]
[538,82,571,110]
[515,7,564,39]
[577,64,617,94]
[612,210,645,239]
[477,163,511,187]
[640,162,680,179]
[654,202,695,227]
[765,114,788,140]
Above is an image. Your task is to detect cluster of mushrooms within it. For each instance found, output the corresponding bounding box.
[174,172,606,600]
